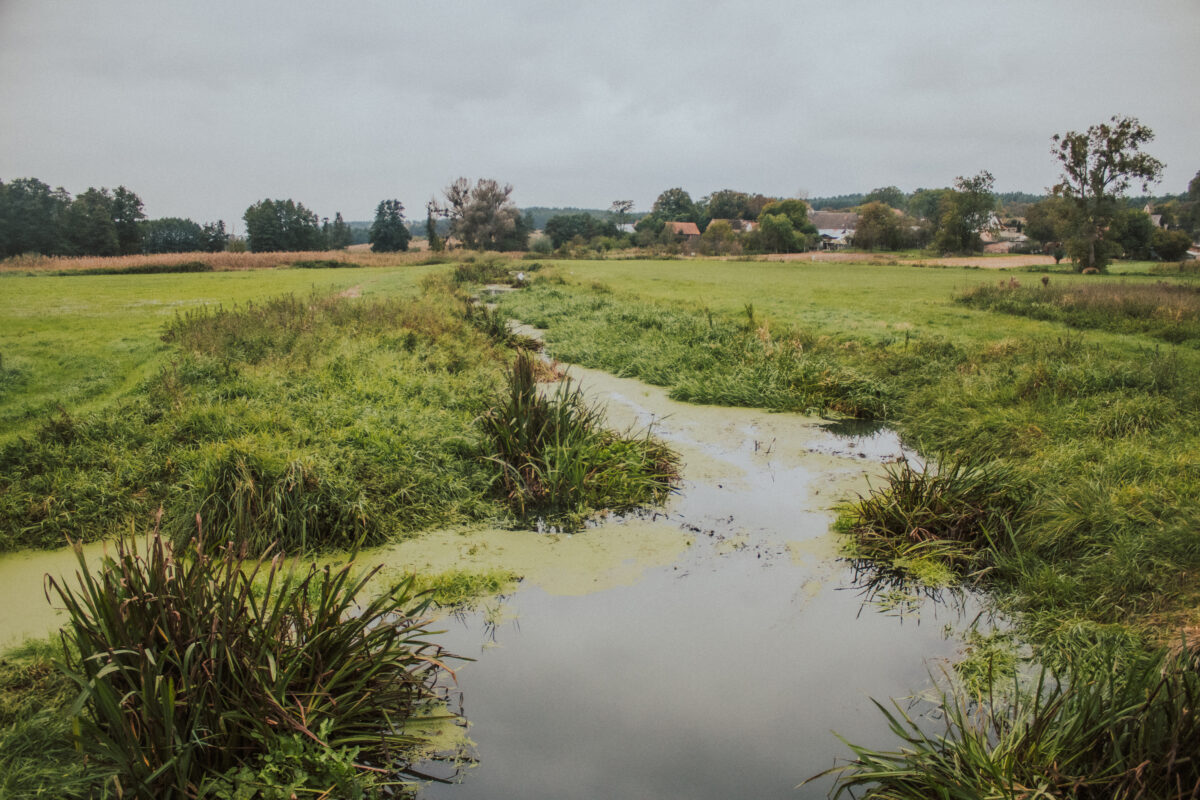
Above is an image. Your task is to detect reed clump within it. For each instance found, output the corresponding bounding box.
[479,350,678,522]
[816,643,1200,799]
[48,523,455,798]
[843,456,1027,575]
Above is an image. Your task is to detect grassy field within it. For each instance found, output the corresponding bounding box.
[0,266,444,438]
[3,255,1198,796]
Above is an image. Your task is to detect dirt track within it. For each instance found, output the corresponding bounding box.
[762,252,1057,269]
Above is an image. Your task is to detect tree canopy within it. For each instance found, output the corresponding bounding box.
[368,200,411,252]
[1051,115,1164,270]
[443,178,528,251]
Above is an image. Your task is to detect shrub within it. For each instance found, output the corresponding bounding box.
[48,525,456,798]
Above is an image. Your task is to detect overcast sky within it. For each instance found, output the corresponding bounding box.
[2,0,1197,228]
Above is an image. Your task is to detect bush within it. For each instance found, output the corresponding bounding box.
[49,526,455,798]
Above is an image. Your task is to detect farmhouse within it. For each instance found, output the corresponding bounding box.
[810,210,858,249]
[665,221,701,241]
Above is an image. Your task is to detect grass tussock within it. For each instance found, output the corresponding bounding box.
[48,524,456,798]
[479,351,678,524]
[843,456,1027,577]
[817,644,1200,799]
[959,279,1200,344]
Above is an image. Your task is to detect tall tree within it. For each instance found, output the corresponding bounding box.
[702,190,751,221]
[1051,115,1164,271]
[932,171,996,253]
[0,177,71,256]
[64,188,119,256]
[650,187,698,223]
[243,199,322,252]
[426,199,444,252]
[443,178,525,250]
[609,199,634,227]
[863,186,906,209]
[111,186,145,255]
[853,202,903,250]
[369,199,411,252]
[325,212,351,250]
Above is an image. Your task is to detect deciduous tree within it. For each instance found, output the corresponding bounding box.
[1051,115,1164,271]
[931,171,996,254]
[853,202,903,250]
[443,178,526,250]
[650,187,698,223]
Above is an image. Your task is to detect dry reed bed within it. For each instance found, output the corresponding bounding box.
[0,249,435,273]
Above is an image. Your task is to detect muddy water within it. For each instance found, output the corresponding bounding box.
[406,364,985,799]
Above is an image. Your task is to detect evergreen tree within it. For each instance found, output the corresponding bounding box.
[369,199,412,252]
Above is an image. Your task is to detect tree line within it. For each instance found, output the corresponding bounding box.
[0,178,229,258]
[5,116,1194,268]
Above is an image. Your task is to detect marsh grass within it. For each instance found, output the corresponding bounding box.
[843,456,1027,577]
[817,645,1200,799]
[48,524,455,798]
[959,279,1200,344]
[501,287,891,418]
[0,287,505,552]
[479,350,678,524]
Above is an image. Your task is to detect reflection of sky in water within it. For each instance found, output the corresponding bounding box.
[423,556,983,800]
[420,366,987,800]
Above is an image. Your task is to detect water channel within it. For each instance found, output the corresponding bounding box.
[389,362,988,799]
[0,358,989,798]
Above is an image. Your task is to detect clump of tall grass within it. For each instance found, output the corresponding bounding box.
[48,523,456,798]
[959,279,1200,344]
[842,456,1026,576]
[479,351,678,522]
[817,643,1200,798]
[169,440,374,555]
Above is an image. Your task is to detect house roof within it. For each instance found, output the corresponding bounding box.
[809,211,859,230]
[666,221,701,236]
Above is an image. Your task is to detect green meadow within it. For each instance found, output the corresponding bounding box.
[2,257,1198,797]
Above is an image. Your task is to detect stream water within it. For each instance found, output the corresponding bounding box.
[0,360,989,798]
[397,363,988,799]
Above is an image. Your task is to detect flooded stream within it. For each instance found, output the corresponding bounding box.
[0,359,989,798]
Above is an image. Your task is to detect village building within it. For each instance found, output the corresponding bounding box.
[809,210,858,249]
